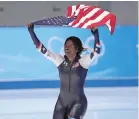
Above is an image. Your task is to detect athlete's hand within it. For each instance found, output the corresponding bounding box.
[27,23,34,31]
[91,26,97,31]
[91,26,98,35]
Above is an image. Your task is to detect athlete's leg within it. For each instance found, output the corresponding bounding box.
[68,103,87,119]
[67,96,87,119]
[53,96,66,119]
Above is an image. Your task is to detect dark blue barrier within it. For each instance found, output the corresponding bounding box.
[0,79,138,90]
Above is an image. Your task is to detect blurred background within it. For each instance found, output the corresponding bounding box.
[0,1,138,119]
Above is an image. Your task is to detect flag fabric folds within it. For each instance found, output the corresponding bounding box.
[32,4,116,34]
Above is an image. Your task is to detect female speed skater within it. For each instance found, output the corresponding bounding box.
[28,23,100,119]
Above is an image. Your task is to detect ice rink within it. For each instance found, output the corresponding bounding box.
[0,87,138,119]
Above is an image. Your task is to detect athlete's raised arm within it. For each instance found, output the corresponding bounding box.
[79,27,101,69]
[27,23,64,67]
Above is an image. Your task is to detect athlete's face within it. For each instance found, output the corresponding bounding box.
[64,40,77,57]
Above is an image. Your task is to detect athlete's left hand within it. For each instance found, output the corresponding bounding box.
[91,26,97,31]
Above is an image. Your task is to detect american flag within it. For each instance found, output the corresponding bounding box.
[32,16,77,27]
[67,4,116,34]
[32,4,116,34]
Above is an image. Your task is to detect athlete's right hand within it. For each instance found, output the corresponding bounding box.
[27,23,34,31]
